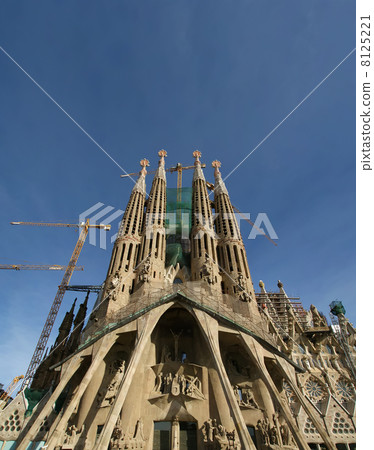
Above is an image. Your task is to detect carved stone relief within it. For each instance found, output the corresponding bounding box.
[200,256,214,284]
[97,359,126,408]
[109,418,146,450]
[232,385,259,409]
[202,418,241,449]
[256,413,297,449]
[153,372,204,400]
[63,424,84,447]
[139,258,151,283]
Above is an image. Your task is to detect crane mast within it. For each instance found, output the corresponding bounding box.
[0,264,84,271]
[0,375,24,410]
[11,219,110,390]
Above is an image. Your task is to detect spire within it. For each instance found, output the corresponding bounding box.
[67,293,89,354]
[190,150,219,286]
[136,150,168,287]
[193,150,205,181]
[154,149,167,181]
[132,158,149,195]
[212,160,228,195]
[54,298,76,348]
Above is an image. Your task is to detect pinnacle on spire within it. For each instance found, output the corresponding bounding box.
[158,149,167,163]
[154,149,167,180]
[193,149,202,164]
[212,160,228,195]
[193,150,205,181]
[133,159,149,195]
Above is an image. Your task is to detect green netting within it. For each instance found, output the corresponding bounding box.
[330,301,346,316]
[54,387,69,413]
[165,188,192,267]
[24,388,47,417]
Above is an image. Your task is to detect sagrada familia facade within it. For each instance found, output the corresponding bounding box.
[0,151,356,449]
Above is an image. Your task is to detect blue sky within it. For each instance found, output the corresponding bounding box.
[0,1,355,386]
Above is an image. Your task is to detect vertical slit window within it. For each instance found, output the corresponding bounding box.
[234,246,241,272]
[241,248,249,278]
[125,243,133,271]
[203,234,209,256]
[155,232,160,258]
[118,244,126,271]
[226,245,233,271]
[110,247,118,274]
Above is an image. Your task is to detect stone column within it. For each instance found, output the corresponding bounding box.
[45,333,116,448]
[171,417,180,450]
[193,309,257,450]
[275,353,336,450]
[16,354,83,449]
[93,303,172,450]
[240,332,327,450]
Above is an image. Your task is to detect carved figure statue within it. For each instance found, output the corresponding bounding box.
[233,385,241,402]
[237,273,245,290]
[139,258,151,283]
[154,372,204,399]
[200,256,213,284]
[256,418,270,446]
[110,426,123,449]
[110,272,120,289]
[170,329,183,361]
[155,372,163,392]
[64,424,77,445]
[202,419,240,449]
[241,388,259,409]
[123,418,146,449]
[310,304,327,327]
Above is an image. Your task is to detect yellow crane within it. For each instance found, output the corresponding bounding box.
[11,220,111,390]
[0,375,24,409]
[0,264,84,271]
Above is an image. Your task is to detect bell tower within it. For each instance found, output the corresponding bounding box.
[212,160,257,313]
[135,150,167,290]
[94,158,149,320]
[190,150,220,289]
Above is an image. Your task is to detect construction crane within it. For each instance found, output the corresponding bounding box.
[205,181,277,246]
[0,375,24,409]
[66,285,102,293]
[0,264,84,271]
[11,220,111,390]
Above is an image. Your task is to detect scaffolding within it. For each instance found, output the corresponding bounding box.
[255,291,309,333]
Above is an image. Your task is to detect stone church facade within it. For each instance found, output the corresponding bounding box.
[0,151,355,450]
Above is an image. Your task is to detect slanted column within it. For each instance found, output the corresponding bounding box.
[240,333,315,450]
[136,150,167,288]
[212,160,257,313]
[193,309,257,450]
[45,333,116,449]
[190,150,220,287]
[16,355,84,450]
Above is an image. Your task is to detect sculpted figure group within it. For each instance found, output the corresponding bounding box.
[256,413,297,449]
[97,359,126,408]
[154,372,204,399]
[201,418,241,449]
[233,385,259,409]
[110,418,146,450]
